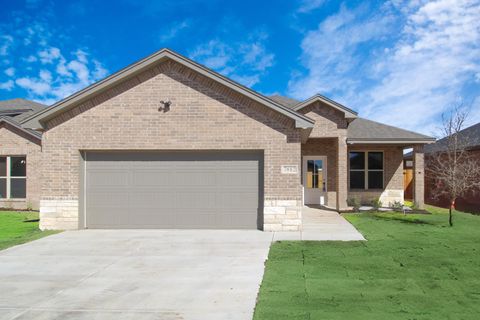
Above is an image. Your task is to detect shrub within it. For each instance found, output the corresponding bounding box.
[371,198,382,210]
[347,197,360,211]
[391,201,403,212]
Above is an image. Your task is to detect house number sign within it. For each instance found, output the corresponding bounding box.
[281,165,298,174]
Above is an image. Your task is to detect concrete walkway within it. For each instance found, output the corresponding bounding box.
[0,230,272,320]
[273,207,365,241]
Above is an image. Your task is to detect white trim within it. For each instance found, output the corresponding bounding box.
[0,155,27,200]
[84,151,87,229]
[302,155,328,205]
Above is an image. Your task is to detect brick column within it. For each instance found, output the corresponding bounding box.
[337,136,348,211]
[413,145,425,209]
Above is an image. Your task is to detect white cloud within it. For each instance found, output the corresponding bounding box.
[0,35,13,56]
[189,32,275,88]
[23,55,38,63]
[4,67,15,77]
[0,6,109,104]
[0,80,14,91]
[289,3,394,99]
[159,20,191,42]
[297,0,327,13]
[38,47,61,64]
[16,76,51,95]
[289,0,480,135]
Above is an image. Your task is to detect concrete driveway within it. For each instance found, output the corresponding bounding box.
[0,230,273,320]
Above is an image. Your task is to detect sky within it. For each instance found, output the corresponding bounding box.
[0,0,479,137]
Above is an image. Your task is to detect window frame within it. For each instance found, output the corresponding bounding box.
[348,151,384,190]
[0,155,27,200]
[303,156,328,192]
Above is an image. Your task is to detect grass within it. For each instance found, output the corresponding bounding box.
[0,211,59,251]
[254,206,480,320]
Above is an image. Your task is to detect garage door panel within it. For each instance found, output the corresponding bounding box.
[85,152,262,229]
[132,170,174,186]
[217,192,258,208]
[87,170,129,187]
[217,214,257,229]
[86,191,130,207]
[129,190,176,208]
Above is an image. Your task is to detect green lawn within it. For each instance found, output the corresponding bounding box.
[254,206,480,320]
[0,211,58,251]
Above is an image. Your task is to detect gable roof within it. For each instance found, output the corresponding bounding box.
[0,98,47,133]
[0,98,46,112]
[425,122,480,153]
[0,98,46,123]
[0,116,42,141]
[21,48,314,130]
[292,94,358,118]
[269,94,300,108]
[347,118,435,144]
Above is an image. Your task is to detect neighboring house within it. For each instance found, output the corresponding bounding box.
[424,122,480,213]
[0,98,46,210]
[21,49,434,231]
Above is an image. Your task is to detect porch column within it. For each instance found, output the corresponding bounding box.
[413,145,425,209]
[337,136,348,210]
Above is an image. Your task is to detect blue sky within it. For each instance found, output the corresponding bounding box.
[0,0,479,136]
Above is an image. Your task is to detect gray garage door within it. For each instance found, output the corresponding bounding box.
[84,152,262,229]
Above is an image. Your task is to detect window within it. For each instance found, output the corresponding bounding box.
[306,159,326,191]
[349,152,383,190]
[0,156,27,199]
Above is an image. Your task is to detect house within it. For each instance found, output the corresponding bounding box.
[424,122,480,213]
[0,98,46,210]
[21,48,434,231]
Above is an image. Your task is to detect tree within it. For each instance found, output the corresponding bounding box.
[427,105,480,226]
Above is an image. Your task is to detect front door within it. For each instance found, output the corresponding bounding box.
[303,156,327,205]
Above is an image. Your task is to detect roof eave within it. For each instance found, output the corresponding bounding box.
[293,94,358,118]
[0,117,42,141]
[21,48,314,130]
[347,138,436,144]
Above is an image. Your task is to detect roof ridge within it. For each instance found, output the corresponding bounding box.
[21,48,314,129]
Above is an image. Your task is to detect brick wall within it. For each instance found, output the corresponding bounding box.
[298,102,349,209]
[301,138,338,208]
[40,60,304,231]
[0,124,41,210]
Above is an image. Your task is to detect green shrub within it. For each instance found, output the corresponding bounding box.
[391,201,403,212]
[371,198,382,210]
[347,197,360,211]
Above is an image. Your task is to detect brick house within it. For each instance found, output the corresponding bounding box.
[0,99,46,210]
[424,122,480,213]
[20,49,434,231]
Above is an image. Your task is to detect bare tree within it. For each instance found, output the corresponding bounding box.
[427,105,480,226]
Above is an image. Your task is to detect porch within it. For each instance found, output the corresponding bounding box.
[301,138,426,210]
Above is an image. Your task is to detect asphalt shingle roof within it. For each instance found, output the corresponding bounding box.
[0,98,47,131]
[348,117,434,142]
[268,94,300,108]
[424,122,480,153]
[269,94,434,142]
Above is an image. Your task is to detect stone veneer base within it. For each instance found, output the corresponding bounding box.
[39,197,303,231]
[39,197,79,230]
[263,199,302,231]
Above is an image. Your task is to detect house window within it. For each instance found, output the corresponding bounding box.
[306,159,326,191]
[0,156,27,199]
[349,152,384,190]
